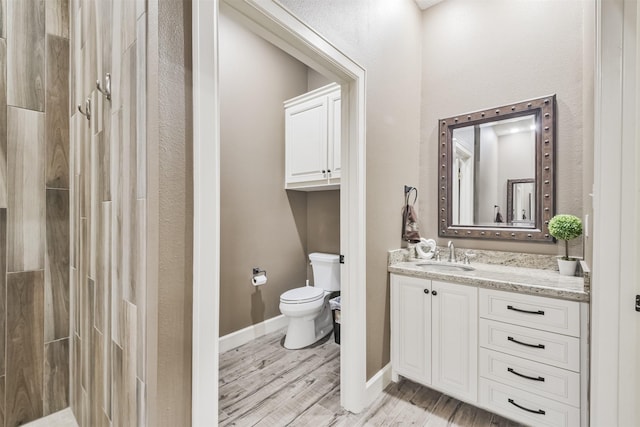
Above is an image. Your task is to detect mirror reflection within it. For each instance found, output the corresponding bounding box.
[438,94,556,242]
[451,115,536,227]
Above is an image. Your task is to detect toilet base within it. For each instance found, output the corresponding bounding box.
[283,300,333,349]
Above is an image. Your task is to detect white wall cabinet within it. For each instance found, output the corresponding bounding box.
[391,274,478,403]
[284,83,340,190]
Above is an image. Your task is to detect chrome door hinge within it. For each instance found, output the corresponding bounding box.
[636,295,640,312]
[340,255,345,264]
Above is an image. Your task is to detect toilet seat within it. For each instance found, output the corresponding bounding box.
[280,286,324,304]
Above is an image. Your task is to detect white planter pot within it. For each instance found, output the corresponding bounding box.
[557,258,578,276]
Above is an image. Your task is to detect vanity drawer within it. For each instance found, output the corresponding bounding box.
[479,289,580,337]
[479,348,580,407]
[479,319,580,372]
[479,378,580,427]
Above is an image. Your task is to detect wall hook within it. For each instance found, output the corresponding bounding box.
[77,97,91,121]
[96,73,111,101]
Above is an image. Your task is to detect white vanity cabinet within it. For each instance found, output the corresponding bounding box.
[477,288,588,427]
[284,83,341,191]
[391,275,589,427]
[391,274,478,402]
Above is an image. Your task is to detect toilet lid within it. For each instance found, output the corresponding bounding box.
[280,286,324,304]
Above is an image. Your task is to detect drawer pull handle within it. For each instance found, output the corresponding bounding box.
[508,367,545,382]
[507,305,544,315]
[508,336,545,349]
[508,398,546,415]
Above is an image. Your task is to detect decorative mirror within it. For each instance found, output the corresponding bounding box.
[438,95,556,242]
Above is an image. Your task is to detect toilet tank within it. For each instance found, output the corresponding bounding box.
[309,252,341,292]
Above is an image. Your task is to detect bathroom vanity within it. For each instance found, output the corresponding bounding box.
[388,251,589,427]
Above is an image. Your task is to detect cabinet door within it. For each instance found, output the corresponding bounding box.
[431,280,478,402]
[327,89,341,181]
[285,96,328,185]
[391,274,431,385]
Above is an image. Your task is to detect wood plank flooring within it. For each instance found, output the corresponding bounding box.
[219,329,523,427]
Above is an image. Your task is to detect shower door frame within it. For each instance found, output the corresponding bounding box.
[191,0,369,425]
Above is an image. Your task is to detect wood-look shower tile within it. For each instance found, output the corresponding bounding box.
[111,342,123,427]
[97,127,111,202]
[123,301,137,427]
[72,334,81,417]
[44,338,70,415]
[7,0,45,111]
[45,35,70,189]
[45,0,69,38]
[45,189,70,342]
[111,110,123,347]
[6,270,44,427]
[7,107,45,272]
[0,0,5,38]
[0,375,4,426]
[89,94,99,281]
[134,199,146,380]
[136,15,146,199]
[121,0,136,52]
[0,209,6,374]
[95,201,111,334]
[120,44,134,306]
[136,378,145,427]
[98,0,111,79]
[109,0,121,109]
[72,267,78,335]
[0,40,6,208]
[81,278,94,394]
[72,8,81,117]
[90,328,104,427]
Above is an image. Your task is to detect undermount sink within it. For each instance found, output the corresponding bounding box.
[415,262,475,272]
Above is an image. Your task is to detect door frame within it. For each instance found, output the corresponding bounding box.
[591,0,640,424]
[191,0,368,424]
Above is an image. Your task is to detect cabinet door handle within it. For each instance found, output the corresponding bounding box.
[508,399,546,415]
[507,367,545,382]
[431,290,438,296]
[507,305,545,315]
[508,336,545,349]
[423,289,429,294]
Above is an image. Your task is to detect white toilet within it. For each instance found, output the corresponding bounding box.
[279,252,341,349]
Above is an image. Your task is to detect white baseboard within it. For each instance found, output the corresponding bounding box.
[365,363,392,407]
[219,315,289,353]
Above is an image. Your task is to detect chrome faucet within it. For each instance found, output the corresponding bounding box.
[447,240,456,263]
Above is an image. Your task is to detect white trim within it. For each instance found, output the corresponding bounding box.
[365,363,393,407]
[591,0,640,424]
[191,0,220,425]
[219,315,289,354]
[192,0,368,423]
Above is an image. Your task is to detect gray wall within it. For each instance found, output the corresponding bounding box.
[420,0,593,257]
[0,0,70,425]
[219,12,341,336]
[219,11,309,336]
[278,0,424,380]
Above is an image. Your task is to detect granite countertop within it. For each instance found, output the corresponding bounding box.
[388,259,589,303]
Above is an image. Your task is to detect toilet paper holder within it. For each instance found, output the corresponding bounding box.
[252,267,266,277]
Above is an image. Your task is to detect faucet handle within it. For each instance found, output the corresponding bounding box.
[434,248,441,262]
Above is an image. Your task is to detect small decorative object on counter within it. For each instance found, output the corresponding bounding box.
[548,214,583,276]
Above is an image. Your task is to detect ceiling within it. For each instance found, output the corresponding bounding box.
[414,0,445,10]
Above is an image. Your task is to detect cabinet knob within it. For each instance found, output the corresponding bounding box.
[431,290,438,296]
[322,170,326,174]
[327,169,331,173]
[423,289,429,294]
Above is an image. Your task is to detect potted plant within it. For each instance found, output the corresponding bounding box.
[548,214,583,276]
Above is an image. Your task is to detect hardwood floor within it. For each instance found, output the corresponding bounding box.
[219,329,523,426]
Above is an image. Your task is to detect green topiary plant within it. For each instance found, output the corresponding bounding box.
[548,214,583,260]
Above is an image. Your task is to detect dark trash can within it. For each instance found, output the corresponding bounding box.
[330,296,341,344]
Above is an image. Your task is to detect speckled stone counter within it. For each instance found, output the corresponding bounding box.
[388,249,590,303]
